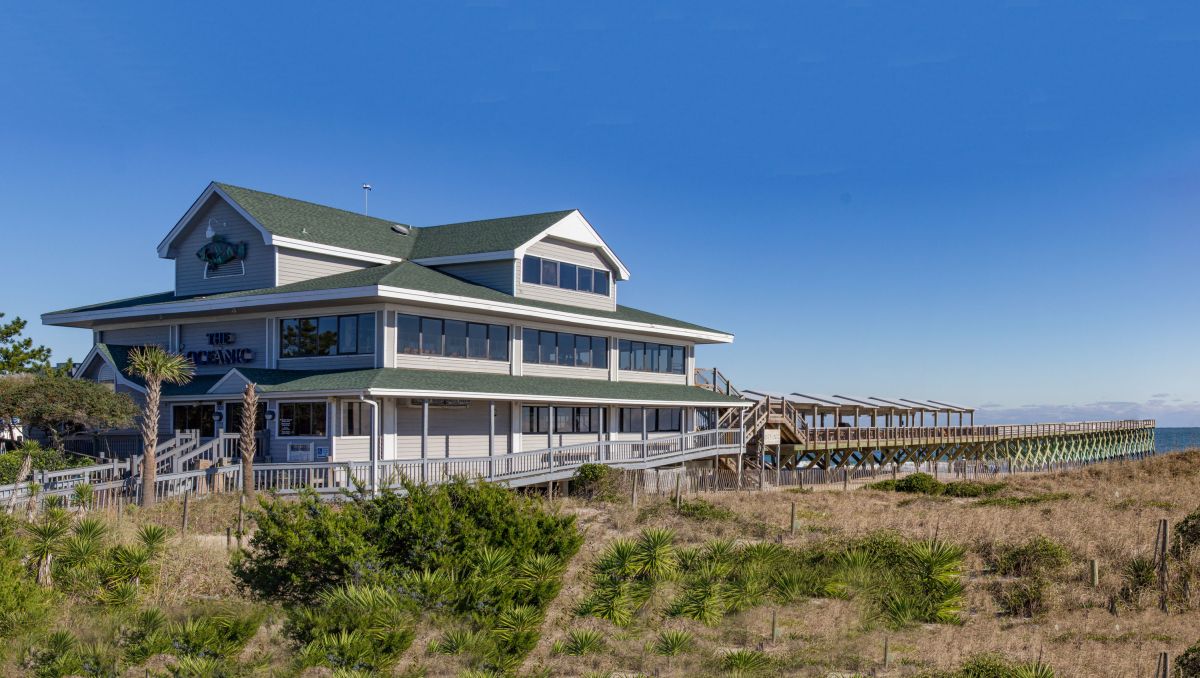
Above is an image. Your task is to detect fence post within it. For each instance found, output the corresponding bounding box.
[181,490,190,534]
[770,608,780,643]
[237,494,246,549]
[883,637,892,669]
[1157,518,1169,613]
[1090,559,1100,588]
[790,501,797,536]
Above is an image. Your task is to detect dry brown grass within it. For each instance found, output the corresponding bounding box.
[531,450,1200,677]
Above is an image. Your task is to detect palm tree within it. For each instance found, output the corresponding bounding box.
[125,346,194,507]
[239,382,258,499]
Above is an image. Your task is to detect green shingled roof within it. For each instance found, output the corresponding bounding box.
[205,366,748,404]
[216,183,573,260]
[51,261,728,335]
[92,344,224,395]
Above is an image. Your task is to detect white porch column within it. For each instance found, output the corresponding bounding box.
[548,405,555,449]
[641,407,648,441]
[488,400,496,478]
[511,401,522,455]
[421,399,429,483]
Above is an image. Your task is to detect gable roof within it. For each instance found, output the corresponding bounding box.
[159,183,614,271]
[47,261,730,339]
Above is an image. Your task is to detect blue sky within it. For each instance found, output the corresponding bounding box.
[2,2,1199,424]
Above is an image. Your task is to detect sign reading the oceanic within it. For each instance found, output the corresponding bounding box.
[185,332,255,366]
[196,234,248,266]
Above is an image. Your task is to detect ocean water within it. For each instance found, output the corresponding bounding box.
[1155,428,1200,453]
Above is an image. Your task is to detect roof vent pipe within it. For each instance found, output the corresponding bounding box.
[391,224,411,236]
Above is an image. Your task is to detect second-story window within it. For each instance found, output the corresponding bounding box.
[522,255,611,296]
[397,314,509,362]
[280,313,376,358]
[521,329,608,368]
[617,340,685,374]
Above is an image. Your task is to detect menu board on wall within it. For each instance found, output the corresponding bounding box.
[279,417,293,436]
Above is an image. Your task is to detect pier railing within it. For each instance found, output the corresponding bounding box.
[800,419,1153,447]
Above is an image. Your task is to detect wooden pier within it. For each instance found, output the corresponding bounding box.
[695,369,1157,471]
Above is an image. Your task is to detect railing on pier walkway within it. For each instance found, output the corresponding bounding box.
[800,419,1154,447]
[143,428,744,502]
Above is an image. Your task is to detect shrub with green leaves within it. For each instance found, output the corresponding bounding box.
[289,585,414,673]
[1175,506,1200,556]
[676,498,735,521]
[993,577,1048,617]
[917,652,1056,677]
[867,474,1004,499]
[992,536,1071,577]
[894,472,941,495]
[1176,640,1200,678]
[0,442,94,485]
[552,628,606,656]
[573,463,622,501]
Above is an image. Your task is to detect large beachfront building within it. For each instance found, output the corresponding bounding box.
[43,183,747,465]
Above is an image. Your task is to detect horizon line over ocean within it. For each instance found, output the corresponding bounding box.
[1154,427,1200,453]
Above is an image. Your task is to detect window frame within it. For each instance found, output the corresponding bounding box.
[279,313,377,358]
[277,401,328,438]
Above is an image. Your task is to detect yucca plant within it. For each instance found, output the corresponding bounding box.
[514,553,566,605]
[1120,556,1157,605]
[96,580,139,608]
[106,544,154,590]
[739,542,788,566]
[26,518,69,587]
[297,629,393,672]
[669,578,727,626]
[703,538,738,564]
[72,483,95,512]
[594,538,641,580]
[724,572,771,613]
[720,648,772,676]
[23,629,82,677]
[675,545,703,571]
[136,524,170,557]
[397,567,456,608]
[578,581,640,627]
[552,628,606,656]
[288,584,414,671]
[74,516,109,542]
[652,628,694,663]
[771,568,825,603]
[474,546,514,579]
[491,604,543,658]
[428,628,484,655]
[59,532,106,572]
[169,655,229,677]
[119,608,171,664]
[633,528,678,581]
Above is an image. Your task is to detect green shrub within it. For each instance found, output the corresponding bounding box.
[918,652,1056,677]
[942,481,1006,498]
[1176,640,1200,678]
[289,585,414,672]
[993,536,1071,577]
[0,442,94,485]
[552,628,606,656]
[866,479,898,492]
[234,479,582,605]
[573,463,621,501]
[894,473,941,495]
[675,498,734,521]
[993,577,1048,617]
[1174,506,1200,556]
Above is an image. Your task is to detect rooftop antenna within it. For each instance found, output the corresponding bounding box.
[361,183,372,215]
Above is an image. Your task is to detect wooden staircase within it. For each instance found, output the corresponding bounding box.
[693,367,808,450]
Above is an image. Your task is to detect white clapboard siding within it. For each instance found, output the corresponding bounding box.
[98,326,170,347]
[516,238,617,311]
[276,248,373,286]
[617,370,688,385]
[173,196,274,297]
[277,355,376,370]
[394,352,512,374]
[520,363,610,381]
[334,436,370,462]
[394,401,512,459]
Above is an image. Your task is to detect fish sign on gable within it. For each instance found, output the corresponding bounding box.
[196,234,248,266]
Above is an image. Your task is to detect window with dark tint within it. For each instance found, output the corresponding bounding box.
[538,330,557,364]
[489,325,509,361]
[557,333,574,366]
[278,402,327,437]
[343,401,370,436]
[618,340,686,374]
[618,407,682,433]
[444,320,467,358]
[420,318,443,355]
[337,315,358,354]
[280,319,300,358]
[521,255,611,297]
[173,405,215,437]
[521,406,550,434]
[541,258,558,286]
[575,335,591,368]
[397,314,420,354]
[226,402,266,433]
[523,256,542,284]
[558,263,577,290]
[594,270,610,296]
[523,328,538,364]
[279,314,376,358]
[522,330,609,369]
[399,314,507,362]
[467,323,488,359]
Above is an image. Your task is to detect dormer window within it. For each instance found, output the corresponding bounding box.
[523,256,610,296]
